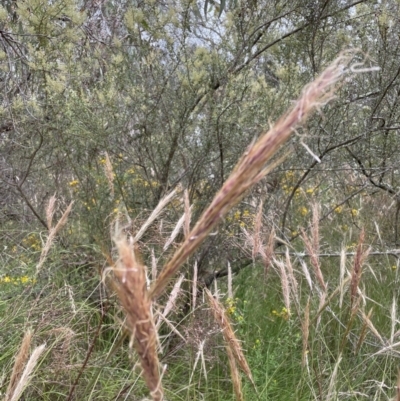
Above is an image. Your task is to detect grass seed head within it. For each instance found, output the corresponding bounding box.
[114,237,164,401]
[150,57,350,300]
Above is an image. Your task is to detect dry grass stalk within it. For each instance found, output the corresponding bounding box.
[317,290,326,329]
[36,199,73,273]
[313,276,351,323]
[163,212,185,251]
[151,248,157,281]
[150,57,350,299]
[157,314,186,343]
[103,151,114,198]
[285,248,299,305]
[189,340,207,385]
[391,296,397,344]
[339,246,346,308]
[184,189,191,239]
[326,353,342,401]
[360,309,385,346]
[192,261,198,310]
[205,288,255,389]
[252,201,263,261]
[113,237,163,401]
[7,341,46,401]
[355,308,373,355]
[5,330,32,401]
[134,188,178,244]
[301,228,326,292]
[226,344,244,401]
[227,261,233,299]
[301,298,310,368]
[275,258,291,313]
[339,300,360,352]
[350,228,369,310]
[263,227,276,277]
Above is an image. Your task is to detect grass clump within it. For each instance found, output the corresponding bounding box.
[3,55,400,401]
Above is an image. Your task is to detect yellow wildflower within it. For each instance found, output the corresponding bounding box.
[299,206,308,216]
[284,171,294,179]
[69,179,79,187]
[226,306,236,315]
[242,210,250,218]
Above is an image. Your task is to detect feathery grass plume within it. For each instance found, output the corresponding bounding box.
[311,203,320,256]
[163,212,185,251]
[192,261,198,311]
[301,228,326,292]
[300,259,313,291]
[350,228,369,310]
[113,237,163,401]
[252,201,263,261]
[66,283,77,315]
[339,246,346,308]
[227,261,233,300]
[274,258,290,313]
[162,274,185,317]
[45,194,57,229]
[301,298,310,368]
[36,199,73,274]
[355,308,373,355]
[285,247,299,305]
[263,227,276,277]
[205,288,255,389]
[103,151,114,198]
[134,188,178,244]
[184,189,191,239]
[326,354,342,401]
[5,330,32,401]
[226,344,244,401]
[150,56,350,300]
[7,342,46,401]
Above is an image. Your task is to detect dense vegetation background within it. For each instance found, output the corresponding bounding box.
[2,0,400,400]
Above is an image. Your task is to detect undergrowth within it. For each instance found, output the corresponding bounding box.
[2,56,400,401]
